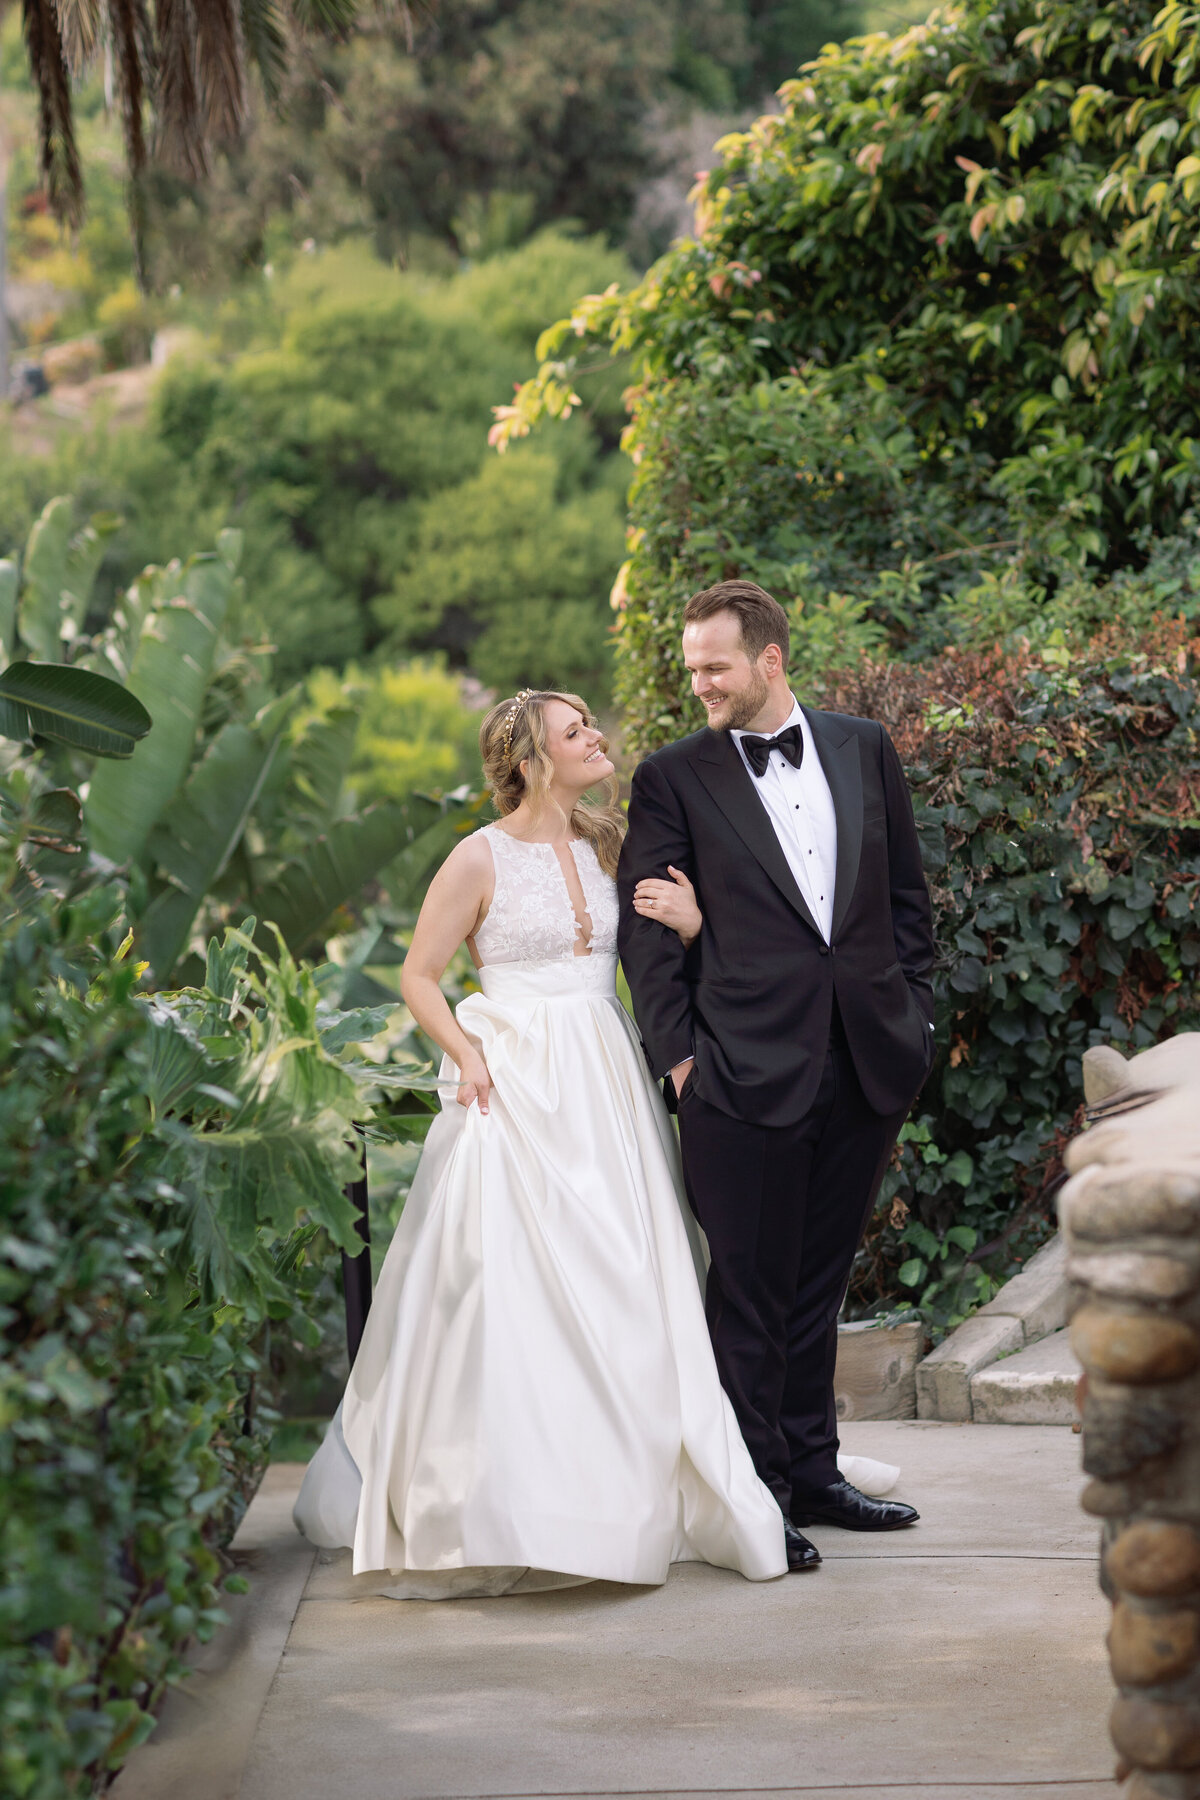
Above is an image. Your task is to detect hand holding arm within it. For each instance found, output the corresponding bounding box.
[632,865,702,946]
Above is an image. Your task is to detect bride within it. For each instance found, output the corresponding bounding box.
[294,688,813,1595]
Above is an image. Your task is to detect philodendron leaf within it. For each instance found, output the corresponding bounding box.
[0,660,153,756]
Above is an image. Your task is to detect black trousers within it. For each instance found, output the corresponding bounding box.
[677,1010,909,1512]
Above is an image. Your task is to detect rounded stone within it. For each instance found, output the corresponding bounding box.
[1107,1522,1200,1599]
[1111,1697,1200,1770]
[1084,1477,1136,1518]
[1082,1043,1130,1105]
[1110,1600,1200,1685]
[1061,1169,1200,1242]
[1071,1308,1200,1384]
[1067,1252,1199,1302]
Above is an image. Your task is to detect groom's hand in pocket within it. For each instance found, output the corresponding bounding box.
[671,1057,695,1099]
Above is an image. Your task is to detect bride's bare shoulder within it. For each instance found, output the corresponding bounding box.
[436,826,495,888]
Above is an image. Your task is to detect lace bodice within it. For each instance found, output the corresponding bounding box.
[472,824,619,967]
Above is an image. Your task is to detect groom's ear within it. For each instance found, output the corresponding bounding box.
[761,643,785,677]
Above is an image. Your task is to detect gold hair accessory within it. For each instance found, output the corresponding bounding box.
[501,690,535,761]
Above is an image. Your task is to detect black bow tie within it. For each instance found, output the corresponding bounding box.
[741,722,804,778]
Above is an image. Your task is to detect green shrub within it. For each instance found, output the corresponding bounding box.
[0,771,439,1793]
[501,0,1200,751]
[826,619,1200,1333]
[0,861,256,1796]
[305,659,483,804]
[0,231,631,697]
[376,450,624,699]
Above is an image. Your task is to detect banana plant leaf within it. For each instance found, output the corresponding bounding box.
[382,788,492,911]
[253,800,421,954]
[0,561,16,661]
[282,705,359,836]
[84,541,239,862]
[139,697,296,983]
[17,498,121,662]
[0,660,153,756]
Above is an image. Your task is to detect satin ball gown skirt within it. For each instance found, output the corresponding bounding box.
[293,954,789,1597]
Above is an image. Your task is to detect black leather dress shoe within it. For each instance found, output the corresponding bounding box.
[783,1519,821,1570]
[791,1479,919,1532]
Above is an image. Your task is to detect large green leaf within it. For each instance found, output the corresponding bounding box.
[139,697,295,982]
[171,1122,364,1305]
[382,789,492,910]
[84,548,237,861]
[254,802,417,952]
[0,560,17,662]
[281,705,359,836]
[17,498,121,661]
[0,661,153,756]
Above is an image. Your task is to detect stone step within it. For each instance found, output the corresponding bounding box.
[969,1325,1082,1424]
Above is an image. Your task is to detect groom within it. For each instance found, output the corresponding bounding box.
[617,581,934,1571]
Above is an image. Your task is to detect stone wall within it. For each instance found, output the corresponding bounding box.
[1060,1038,1200,1799]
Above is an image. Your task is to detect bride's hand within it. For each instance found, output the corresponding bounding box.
[633,865,702,946]
[456,1050,492,1115]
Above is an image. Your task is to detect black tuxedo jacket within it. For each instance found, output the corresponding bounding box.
[616,708,935,1127]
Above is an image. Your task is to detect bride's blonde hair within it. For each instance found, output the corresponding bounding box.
[480,689,625,877]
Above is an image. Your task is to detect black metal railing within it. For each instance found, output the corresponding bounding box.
[341,1130,373,1364]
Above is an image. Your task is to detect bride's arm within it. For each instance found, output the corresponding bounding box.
[400,836,495,1113]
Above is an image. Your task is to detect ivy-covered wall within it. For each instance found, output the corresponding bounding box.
[829,622,1200,1330]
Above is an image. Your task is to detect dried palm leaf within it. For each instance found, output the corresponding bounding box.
[154,0,207,178]
[193,0,244,142]
[54,0,103,74]
[22,0,84,227]
[108,0,150,283]
[108,0,149,172]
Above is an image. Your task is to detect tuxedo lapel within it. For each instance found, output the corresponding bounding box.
[805,707,863,939]
[693,730,821,936]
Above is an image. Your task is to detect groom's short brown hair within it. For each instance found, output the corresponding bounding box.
[683,580,790,665]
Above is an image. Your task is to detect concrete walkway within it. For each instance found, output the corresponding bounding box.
[113,1423,1114,1800]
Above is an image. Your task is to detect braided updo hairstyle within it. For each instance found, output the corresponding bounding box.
[479,689,625,877]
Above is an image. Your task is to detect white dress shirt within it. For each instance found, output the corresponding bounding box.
[731,696,838,944]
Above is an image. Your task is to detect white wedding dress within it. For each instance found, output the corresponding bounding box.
[293,823,789,1594]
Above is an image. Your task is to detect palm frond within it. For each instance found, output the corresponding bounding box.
[22,0,84,227]
[193,0,244,143]
[108,0,150,283]
[288,0,358,42]
[238,0,286,105]
[54,0,104,73]
[109,0,149,174]
[153,0,207,178]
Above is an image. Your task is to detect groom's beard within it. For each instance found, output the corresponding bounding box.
[707,668,770,732]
